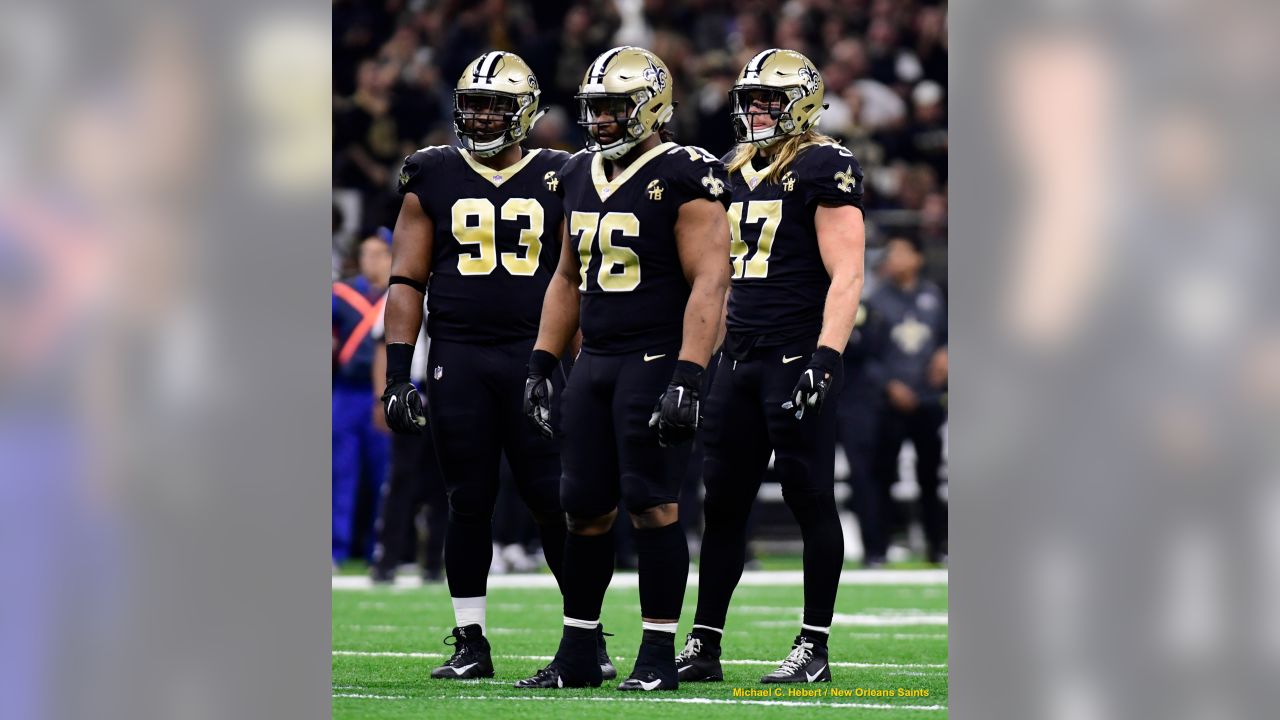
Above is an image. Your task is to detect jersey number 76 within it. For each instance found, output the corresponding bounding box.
[571,211,641,292]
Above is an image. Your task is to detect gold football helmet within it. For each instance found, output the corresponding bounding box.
[576,46,675,160]
[730,49,826,148]
[454,51,544,157]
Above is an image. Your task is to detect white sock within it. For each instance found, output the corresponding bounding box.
[563,616,600,630]
[692,624,723,636]
[452,596,486,634]
[642,621,678,634]
[801,623,830,635]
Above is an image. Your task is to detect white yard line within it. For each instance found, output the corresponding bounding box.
[447,695,947,711]
[332,650,945,670]
[752,614,948,628]
[333,569,947,591]
[334,690,946,710]
[332,691,948,710]
[847,633,948,640]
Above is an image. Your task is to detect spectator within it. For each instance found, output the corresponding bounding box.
[332,234,393,566]
[907,80,948,182]
[867,236,948,564]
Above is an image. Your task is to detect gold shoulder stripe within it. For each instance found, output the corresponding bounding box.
[458,148,544,187]
[590,141,676,202]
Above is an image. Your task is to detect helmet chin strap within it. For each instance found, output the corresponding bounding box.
[596,101,655,160]
[746,123,784,148]
[469,132,516,157]
[600,135,641,160]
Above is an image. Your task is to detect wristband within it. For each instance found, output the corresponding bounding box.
[528,349,559,378]
[670,360,705,389]
[386,342,415,385]
[812,345,842,374]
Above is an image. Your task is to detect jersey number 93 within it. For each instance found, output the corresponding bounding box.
[450,198,544,276]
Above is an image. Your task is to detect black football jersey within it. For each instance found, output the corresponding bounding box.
[722,142,864,346]
[551,142,731,354]
[398,145,571,344]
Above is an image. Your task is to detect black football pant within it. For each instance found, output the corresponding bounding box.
[873,401,947,561]
[373,430,446,576]
[837,386,887,562]
[557,347,691,627]
[424,338,567,599]
[695,338,846,632]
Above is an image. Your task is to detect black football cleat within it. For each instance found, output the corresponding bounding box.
[617,667,678,691]
[674,633,723,682]
[618,636,678,691]
[513,663,603,689]
[514,632,602,689]
[598,625,617,680]
[759,635,831,683]
[429,624,494,679]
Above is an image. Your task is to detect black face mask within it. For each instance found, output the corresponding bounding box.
[729,87,789,143]
[453,91,517,142]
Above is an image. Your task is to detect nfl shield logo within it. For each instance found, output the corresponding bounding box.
[433,366,444,380]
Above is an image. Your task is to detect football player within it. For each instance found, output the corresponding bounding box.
[515,46,731,691]
[674,49,866,684]
[382,51,614,681]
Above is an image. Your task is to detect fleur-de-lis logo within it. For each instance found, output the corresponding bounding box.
[544,170,559,192]
[892,316,932,355]
[834,165,857,193]
[642,56,669,91]
[797,65,820,95]
[781,171,796,192]
[647,179,664,201]
[701,169,725,197]
[398,170,411,189]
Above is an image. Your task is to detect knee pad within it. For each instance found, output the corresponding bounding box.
[620,477,669,517]
[778,473,835,515]
[560,490,613,521]
[446,483,496,523]
[516,474,563,520]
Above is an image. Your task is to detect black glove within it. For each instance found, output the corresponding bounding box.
[382,381,427,434]
[649,360,704,447]
[382,342,427,434]
[782,346,842,420]
[524,349,559,440]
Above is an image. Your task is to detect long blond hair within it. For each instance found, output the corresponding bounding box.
[726,128,837,185]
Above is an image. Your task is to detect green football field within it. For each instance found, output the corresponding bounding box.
[332,567,948,718]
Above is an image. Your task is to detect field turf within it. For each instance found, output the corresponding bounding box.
[333,567,948,718]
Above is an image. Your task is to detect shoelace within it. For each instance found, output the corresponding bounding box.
[442,632,471,663]
[525,665,557,683]
[772,641,814,675]
[676,636,703,663]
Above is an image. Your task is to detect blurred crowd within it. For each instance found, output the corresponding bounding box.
[334,0,948,288]
[332,0,949,573]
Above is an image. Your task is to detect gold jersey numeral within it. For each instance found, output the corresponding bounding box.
[571,211,642,292]
[449,198,545,276]
[727,199,782,279]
